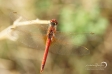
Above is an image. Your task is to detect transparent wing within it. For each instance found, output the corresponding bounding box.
[9,24,98,56]
[9,25,47,49]
[49,32,94,56]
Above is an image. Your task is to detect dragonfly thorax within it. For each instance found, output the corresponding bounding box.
[48,31,53,39]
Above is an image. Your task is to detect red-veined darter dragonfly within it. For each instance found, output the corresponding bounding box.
[8,12,96,72]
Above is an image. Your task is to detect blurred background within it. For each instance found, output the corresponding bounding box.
[0,0,112,74]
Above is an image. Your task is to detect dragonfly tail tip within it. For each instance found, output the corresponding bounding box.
[40,70,43,73]
[40,65,44,73]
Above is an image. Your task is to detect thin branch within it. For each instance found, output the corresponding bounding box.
[0,16,50,41]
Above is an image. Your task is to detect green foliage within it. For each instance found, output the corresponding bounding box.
[60,6,108,45]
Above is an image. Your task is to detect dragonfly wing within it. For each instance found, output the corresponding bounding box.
[9,26,90,56]
[11,26,94,56]
[9,25,48,50]
[48,32,95,56]
[50,41,90,56]
[8,23,102,56]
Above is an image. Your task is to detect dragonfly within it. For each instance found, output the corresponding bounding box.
[39,19,58,72]
[9,12,96,73]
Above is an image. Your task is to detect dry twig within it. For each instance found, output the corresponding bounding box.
[0,16,49,41]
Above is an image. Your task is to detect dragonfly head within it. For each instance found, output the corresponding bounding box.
[50,19,58,26]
